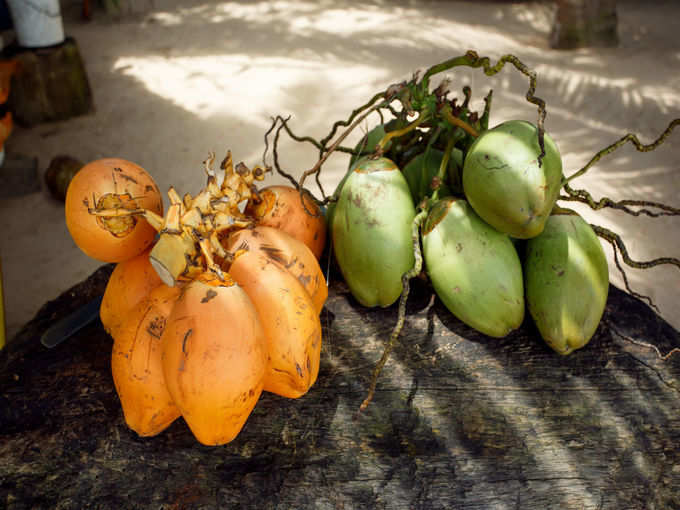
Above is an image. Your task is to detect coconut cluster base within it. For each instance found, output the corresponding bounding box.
[1,265,679,509]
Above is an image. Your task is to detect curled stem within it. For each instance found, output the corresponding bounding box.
[563,118,680,184]
[461,85,472,109]
[561,182,680,217]
[266,114,374,197]
[320,90,391,153]
[299,103,384,210]
[440,106,479,138]
[477,53,546,163]
[270,116,304,189]
[592,222,678,313]
[609,242,659,312]
[357,209,428,415]
[590,223,680,313]
[422,50,547,164]
[270,114,357,156]
[431,134,456,203]
[480,89,493,131]
[377,113,429,151]
[591,223,680,271]
[262,116,279,168]
[420,52,480,91]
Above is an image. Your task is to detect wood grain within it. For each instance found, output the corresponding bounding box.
[1,265,678,509]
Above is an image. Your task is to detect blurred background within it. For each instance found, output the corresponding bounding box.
[0,0,678,342]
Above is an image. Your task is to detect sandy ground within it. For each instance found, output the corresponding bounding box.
[1,0,679,341]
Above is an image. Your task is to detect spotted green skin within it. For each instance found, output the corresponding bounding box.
[327,125,390,228]
[422,198,525,338]
[524,213,609,355]
[463,120,563,239]
[331,157,416,308]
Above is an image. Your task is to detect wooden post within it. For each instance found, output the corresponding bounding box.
[550,0,619,49]
[5,37,94,126]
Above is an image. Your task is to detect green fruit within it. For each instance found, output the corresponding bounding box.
[349,124,388,169]
[331,157,416,307]
[402,147,462,203]
[524,211,609,355]
[422,197,525,337]
[327,125,390,228]
[463,120,563,239]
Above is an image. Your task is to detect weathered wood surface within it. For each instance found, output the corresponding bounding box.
[1,265,679,510]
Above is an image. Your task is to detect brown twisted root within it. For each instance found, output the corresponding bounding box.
[591,223,679,313]
[591,224,679,271]
[356,209,428,416]
[560,182,680,217]
[564,118,680,184]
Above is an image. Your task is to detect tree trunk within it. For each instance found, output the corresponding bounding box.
[5,37,94,127]
[551,0,619,49]
[1,265,679,509]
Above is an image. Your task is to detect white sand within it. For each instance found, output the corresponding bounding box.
[1,0,679,340]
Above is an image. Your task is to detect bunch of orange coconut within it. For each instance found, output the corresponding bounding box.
[64,152,327,445]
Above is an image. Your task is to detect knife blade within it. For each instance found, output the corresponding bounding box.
[40,295,104,348]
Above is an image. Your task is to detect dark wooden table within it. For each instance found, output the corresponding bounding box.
[1,265,679,509]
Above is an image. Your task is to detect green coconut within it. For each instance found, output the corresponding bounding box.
[402,147,463,203]
[463,120,563,239]
[524,211,609,355]
[349,124,388,169]
[422,197,525,338]
[331,157,416,307]
[327,124,391,228]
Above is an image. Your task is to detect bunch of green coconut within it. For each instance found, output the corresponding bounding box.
[328,116,606,357]
[268,52,678,371]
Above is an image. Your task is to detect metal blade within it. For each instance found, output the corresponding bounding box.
[40,295,104,349]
